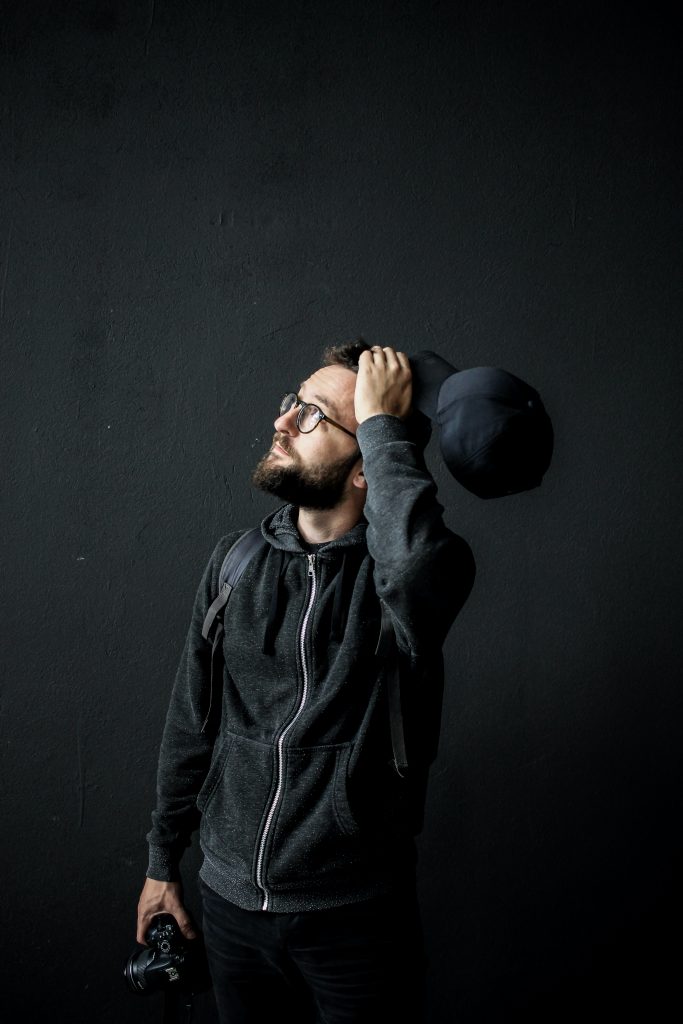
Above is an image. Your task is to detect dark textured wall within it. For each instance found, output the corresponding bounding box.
[2,2,681,1021]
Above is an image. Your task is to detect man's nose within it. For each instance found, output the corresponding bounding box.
[274,405,299,434]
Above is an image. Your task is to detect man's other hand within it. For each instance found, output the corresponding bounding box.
[355,346,412,424]
[136,877,198,945]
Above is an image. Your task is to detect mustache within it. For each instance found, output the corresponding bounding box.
[271,434,293,455]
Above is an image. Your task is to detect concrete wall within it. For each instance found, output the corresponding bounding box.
[2,1,680,1020]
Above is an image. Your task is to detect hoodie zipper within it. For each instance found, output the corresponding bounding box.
[255,553,317,910]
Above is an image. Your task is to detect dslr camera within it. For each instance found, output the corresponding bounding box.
[125,913,211,996]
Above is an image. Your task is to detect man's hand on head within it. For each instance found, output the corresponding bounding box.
[354,346,413,425]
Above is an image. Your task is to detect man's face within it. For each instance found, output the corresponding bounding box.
[251,365,362,510]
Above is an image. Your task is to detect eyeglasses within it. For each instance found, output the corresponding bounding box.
[279,393,357,440]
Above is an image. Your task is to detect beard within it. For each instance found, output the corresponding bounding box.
[251,438,361,510]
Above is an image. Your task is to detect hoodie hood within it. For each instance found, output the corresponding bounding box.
[260,503,369,554]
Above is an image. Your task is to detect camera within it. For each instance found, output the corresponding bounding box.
[124,913,211,996]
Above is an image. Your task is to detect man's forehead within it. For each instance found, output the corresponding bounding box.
[298,365,356,416]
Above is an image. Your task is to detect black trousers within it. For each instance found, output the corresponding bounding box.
[200,879,426,1024]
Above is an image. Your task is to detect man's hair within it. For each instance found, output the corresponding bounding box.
[322,337,371,373]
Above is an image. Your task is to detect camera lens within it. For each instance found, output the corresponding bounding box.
[124,948,155,993]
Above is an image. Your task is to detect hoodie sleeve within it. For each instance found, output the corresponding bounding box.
[146,533,237,881]
[357,413,475,658]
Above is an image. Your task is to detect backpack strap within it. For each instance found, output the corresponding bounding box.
[201,528,266,643]
[200,528,266,734]
[375,599,409,778]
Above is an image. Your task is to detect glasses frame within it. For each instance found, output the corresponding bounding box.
[280,393,358,441]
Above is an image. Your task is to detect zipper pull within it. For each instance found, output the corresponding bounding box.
[307,554,315,577]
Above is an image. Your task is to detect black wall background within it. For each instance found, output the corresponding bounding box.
[2,1,681,1021]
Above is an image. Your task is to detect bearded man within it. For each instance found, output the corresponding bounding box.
[136,340,475,1023]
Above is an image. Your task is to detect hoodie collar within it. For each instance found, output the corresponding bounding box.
[260,503,368,554]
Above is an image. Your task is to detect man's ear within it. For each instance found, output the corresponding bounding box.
[351,466,367,491]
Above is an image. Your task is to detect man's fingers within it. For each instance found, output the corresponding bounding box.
[136,912,152,945]
[367,346,408,369]
[396,351,411,373]
[136,909,197,945]
[136,903,161,945]
[380,347,401,369]
[174,910,198,941]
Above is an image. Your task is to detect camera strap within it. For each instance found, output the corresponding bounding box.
[162,990,194,1024]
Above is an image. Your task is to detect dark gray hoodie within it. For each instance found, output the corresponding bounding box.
[147,414,475,911]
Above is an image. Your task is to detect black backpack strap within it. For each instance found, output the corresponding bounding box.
[375,599,409,778]
[201,527,265,643]
[200,528,265,734]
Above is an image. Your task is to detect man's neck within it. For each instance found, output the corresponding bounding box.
[296,503,364,545]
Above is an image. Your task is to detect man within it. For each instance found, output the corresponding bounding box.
[137,340,476,1022]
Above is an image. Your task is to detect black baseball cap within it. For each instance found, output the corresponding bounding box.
[409,351,554,498]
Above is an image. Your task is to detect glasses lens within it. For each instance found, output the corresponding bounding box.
[298,404,322,433]
[280,393,297,414]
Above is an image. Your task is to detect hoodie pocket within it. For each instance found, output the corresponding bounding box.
[266,742,364,888]
[198,731,274,876]
[196,732,235,813]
